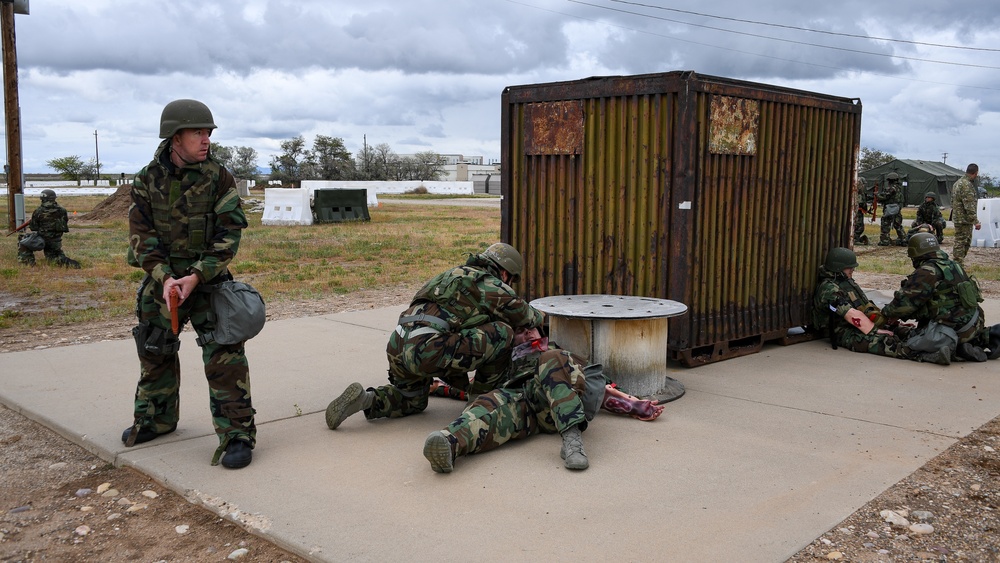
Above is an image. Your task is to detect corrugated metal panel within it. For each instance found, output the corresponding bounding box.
[502,71,862,367]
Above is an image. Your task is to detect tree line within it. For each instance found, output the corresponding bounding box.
[45,135,446,187]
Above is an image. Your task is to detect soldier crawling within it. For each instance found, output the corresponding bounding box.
[16,189,81,268]
[422,326,664,473]
[325,242,545,428]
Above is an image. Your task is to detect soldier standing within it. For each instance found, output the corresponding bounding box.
[950,163,981,266]
[16,190,81,268]
[878,172,906,246]
[325,243,545,428]
[122,99,257,469]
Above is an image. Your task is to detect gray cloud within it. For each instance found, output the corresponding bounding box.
[3,0,999,175]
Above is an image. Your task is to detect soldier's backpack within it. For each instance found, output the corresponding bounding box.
[196,281,266,346]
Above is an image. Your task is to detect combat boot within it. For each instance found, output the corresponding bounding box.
[919,345,952,366]
[60,257,81,269]
[220,438,253,469]
[988,325,1000,360]
[325,382,372,429]
[560,425,589,470]
[877,238,891,247]
[958,342,987,362]
[423,431,455,473]
[121,423,177,446]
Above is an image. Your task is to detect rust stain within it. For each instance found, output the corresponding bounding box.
[709,96,758,155]
[524,101,584,155]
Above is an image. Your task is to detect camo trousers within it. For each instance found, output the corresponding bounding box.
[831,326,911,359]
[17,232,69,264]
[853,209,867,242]
[879,213,905,243]
[440,349,588,458]
[367,321,515,419]
[952,223,974,265]
[131,278,256,447]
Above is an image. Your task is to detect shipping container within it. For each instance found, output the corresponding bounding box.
[501,71,862,366]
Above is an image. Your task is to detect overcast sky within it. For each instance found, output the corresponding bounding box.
[4,0,999,176]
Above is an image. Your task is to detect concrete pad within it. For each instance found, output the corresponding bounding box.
[2,300,999,562]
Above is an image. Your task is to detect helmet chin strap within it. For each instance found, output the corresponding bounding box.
[170,144,201,166]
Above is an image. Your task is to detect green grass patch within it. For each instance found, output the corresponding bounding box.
[1,195,500,333]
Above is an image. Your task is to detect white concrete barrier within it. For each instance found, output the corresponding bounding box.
[0,187,117,196]
[973,199,1000,248]
[300,181,380,207]
[261,188,312,225]
[300,180,473,199]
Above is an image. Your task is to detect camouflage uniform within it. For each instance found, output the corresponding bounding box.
[438,342,591,460]
[367,254,545,419]
[878,178,905,246]
[127,138,255,463]
[853,179,869,245]
[811,265,911,358]
[17,198,78,266]
[908,195,946,243]
[881,250,987,349]
[950,175,980,265]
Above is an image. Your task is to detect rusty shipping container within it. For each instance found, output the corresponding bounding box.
[501,70,862,367]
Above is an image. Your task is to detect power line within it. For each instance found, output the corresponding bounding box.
[609,0,1000,52]
[566,0,1000,70]
[499,0,1000,91]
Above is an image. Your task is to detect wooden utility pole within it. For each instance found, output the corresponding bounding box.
[1,0,23,232]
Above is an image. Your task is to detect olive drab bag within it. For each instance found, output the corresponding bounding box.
[195,281,266,346]
[18,232,45,252]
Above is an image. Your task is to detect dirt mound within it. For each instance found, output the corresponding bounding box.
[81,185,131,221]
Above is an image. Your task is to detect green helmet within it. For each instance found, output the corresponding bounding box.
[908,232,939,259]
[924,191,937,201]
[824,247,858,271]
[159,99,217,139]
[886,172,899,181]
[481,242,524,279]
[40,189,57,201]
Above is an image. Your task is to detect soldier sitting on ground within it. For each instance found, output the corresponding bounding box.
[907,191,946,243]
[17,189,81,268]
[811,247,939,363]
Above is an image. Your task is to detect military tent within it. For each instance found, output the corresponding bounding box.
[859,159,964,207]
